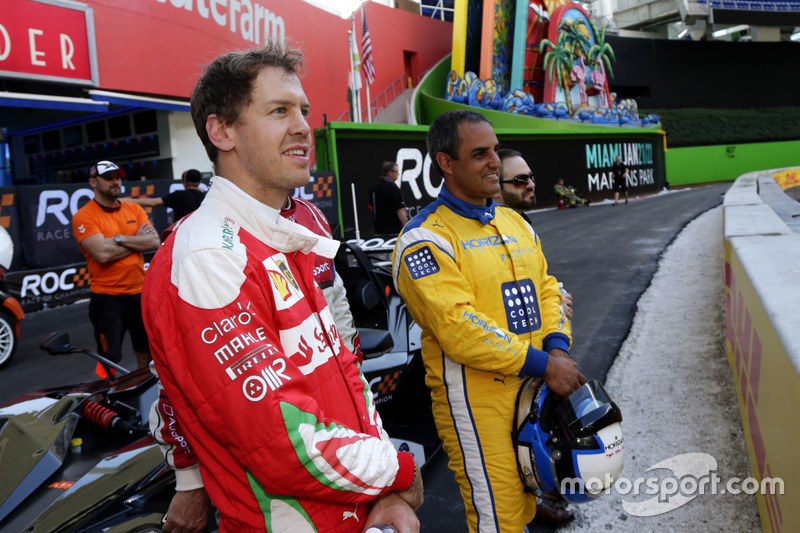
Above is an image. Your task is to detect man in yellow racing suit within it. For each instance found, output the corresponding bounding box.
[393,110,586,533]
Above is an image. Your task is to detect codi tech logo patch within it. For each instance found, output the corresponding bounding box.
[502,279,541,334]
[405,246,439,280]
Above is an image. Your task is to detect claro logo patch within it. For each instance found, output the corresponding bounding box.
[404,246,439,280]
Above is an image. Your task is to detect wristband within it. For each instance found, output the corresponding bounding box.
[397,464,417,493]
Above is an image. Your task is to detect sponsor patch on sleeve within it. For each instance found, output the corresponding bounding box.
[263,254,304,310]
[404,246,440,280]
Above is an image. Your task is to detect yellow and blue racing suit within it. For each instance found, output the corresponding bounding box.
[392,185,570,533]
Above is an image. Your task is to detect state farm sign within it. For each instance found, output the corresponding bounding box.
[0,0,98,85]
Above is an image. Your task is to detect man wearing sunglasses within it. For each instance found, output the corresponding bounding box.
[495,149,574,320]
[495,149,537,213]
[393,110,585,533]
[494,149,575,526]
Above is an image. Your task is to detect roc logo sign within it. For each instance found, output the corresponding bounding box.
[7,263,92,312]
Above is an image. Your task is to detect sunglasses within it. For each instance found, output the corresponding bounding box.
[499,172,535,185]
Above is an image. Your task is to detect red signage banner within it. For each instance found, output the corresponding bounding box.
[0,0,97,85]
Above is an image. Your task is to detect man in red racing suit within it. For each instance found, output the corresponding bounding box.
[144,177,417,532]
[143,43,421,533]
[149,196,365,530]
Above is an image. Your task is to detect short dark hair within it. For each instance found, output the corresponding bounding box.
[381,161,397,176]
[426,109,490,177]
[184,169,202,183]
[191,42,305,166]
[497,148,522,164]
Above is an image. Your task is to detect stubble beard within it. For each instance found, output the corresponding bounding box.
[243,154,310,202]
[98,186,120,204]
[505,189,536,211]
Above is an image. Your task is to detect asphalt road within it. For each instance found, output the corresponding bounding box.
[533,185,730,382]
[0,184,730,531]
[417,184,731,533]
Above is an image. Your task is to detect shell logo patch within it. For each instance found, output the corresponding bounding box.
[263,254,304,310]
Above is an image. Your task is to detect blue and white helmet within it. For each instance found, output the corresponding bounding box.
[514,379,624,504]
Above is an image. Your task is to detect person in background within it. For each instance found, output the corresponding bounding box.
[369,161,409,234]
[553,177,589,207]
[612,156,629,205]
[143,43,422,532]
[72,160,160,372]
[494,148,575,526]
[495,149,573,319]
[125,169,206,221]
[393,110,585,533]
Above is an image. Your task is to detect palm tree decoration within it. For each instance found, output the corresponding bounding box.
[588,19,616,107]
[540,31,575,113]
[562,19,591,106]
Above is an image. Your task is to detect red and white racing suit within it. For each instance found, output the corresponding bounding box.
[149,196,363,492]
[143,177,414,532]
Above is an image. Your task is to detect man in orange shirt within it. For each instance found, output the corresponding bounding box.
[72,160,160,371]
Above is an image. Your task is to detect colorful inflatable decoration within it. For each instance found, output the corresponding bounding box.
[502,89,536,114]
[542,3,616,113]
[470,0,513,94]
[447,0,655,127]
[522,0,550,103]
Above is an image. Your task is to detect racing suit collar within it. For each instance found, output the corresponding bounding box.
[438,184,496,225]
[205,176,340,259]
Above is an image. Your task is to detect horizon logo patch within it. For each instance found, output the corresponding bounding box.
[405,246,439,280]
[502,279,541,334]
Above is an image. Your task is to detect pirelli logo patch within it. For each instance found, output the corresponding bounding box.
[405,246,439,280]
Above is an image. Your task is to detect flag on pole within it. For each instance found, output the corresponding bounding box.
[349,28,362,93]
[348,19,362,122]
[361,6,375,85]
[347,84,355,122]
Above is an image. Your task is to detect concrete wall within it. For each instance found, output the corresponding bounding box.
[723,169,800,533]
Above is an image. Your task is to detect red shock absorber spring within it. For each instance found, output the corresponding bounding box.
[82,400,119,428]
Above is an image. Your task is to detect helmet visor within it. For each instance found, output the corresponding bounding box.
[555,380,622,439]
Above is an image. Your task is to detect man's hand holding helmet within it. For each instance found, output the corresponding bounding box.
[543,348,586,398]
